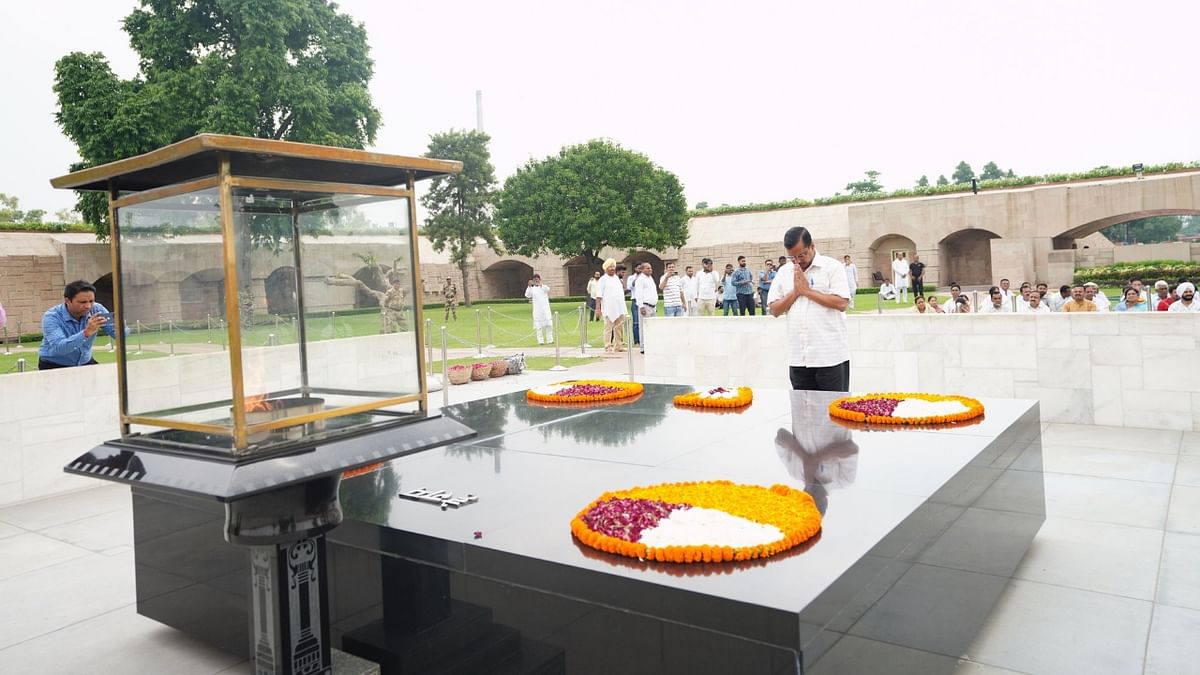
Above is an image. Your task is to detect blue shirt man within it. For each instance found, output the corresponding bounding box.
[39,280,120,369]
[731,255,755,315]
[757,261,776,316]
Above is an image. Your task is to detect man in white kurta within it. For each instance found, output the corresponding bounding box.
[768,227,852,392]
[525,274,553,344]
[595,259,628,351]
[842,255,858,309]
[890,254,909,304]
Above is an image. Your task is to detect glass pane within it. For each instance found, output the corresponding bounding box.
[116,188,234,429]
[232,188,420,449]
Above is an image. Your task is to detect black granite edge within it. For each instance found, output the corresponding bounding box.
[64,416,478,502]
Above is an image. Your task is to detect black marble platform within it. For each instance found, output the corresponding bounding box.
[131,385,1044,674]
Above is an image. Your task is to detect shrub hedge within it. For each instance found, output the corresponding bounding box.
[1074,260,1200,287]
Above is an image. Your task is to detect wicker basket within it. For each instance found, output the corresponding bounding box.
[470,363,491,381]
[447,365,471,385]
[489,360,509,377]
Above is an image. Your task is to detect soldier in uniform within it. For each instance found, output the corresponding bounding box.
[325,272,408,333]
[442,277,458,321]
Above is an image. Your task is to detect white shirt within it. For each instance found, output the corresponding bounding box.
[945,295,963,313]
[586,278,600,299]
[1089,290,1110,311]
[844,263,858,291]
[999,288,1013,303]
[596,273,628,320]
[696,269,721,300]
[682,274,699,303]
[1022,302,1051,314]
[627,273,639,302]
[891,259,909,286]
[525,283,552,325]
[1046,293,1068,312]
[766,252,851,368]
[1168,299,1200,312]
[977,301,1011,314]
[635,274,658,307]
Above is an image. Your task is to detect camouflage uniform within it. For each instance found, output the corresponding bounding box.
[380,283,408,333]
[442,279,458,320]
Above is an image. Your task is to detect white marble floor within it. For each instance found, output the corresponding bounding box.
[2,384,1198,674]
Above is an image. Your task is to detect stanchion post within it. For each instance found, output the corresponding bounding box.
[549,311,566,371]
[169,321,175,356]
[425,318,433,376]
[135,320,143,354]
[440,325,449,410]
[486,307,494,349]
[3,325,8,354]
[16,357,25,373]
[331,310,337,338]
[579,306,586,356]
[220,319,227,351]
[475,309,483,356]
[973,290,980,313]
[207,314,213,343]
[268,333,277,347]
[876,291,882,314]
[626,311,635,381]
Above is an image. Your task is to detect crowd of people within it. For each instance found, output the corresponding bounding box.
[909,277,1200,314]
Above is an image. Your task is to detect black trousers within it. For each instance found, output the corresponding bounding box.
[736,294,755,315]
[39,358,98,370]
[912,278,925,297]
[789,360,850,392]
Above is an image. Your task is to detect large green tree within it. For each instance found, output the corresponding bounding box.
[421,129,501,307]
[495,140,688,269]
[53,0,382,238]
[952,161,975,184]
[979,161,1006,181]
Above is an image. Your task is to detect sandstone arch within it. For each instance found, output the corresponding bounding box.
[938,229,1001,287]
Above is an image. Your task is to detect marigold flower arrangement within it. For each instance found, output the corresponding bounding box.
[828,392,984,426]
[673,386,753,409]
[527,380,644,404]
[570,480,822,564]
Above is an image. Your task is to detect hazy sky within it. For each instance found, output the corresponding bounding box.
[2,0,1198,217]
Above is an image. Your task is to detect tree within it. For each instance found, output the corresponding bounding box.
[420,129,501,307]
[0,193,23,222]
[979,161,1005,181]
[55,209,83,224]
[694,201,709,210]
[54,0,381,324]
[952,161,975,184]
[845,170,883,195]
[936,175,949,186]
[1102,216,1185,245]
[54,0,381,239]
[496,140,687,270]
[1006,169,1016,178]
[915,175,930,188]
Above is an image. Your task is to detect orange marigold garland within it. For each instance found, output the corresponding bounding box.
[828,392,984,426]
[527,380,644,404]
[673,386,753,409]
[570,480,822,564]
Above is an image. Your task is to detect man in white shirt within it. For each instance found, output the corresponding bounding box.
[634,262,659,353]
[1084,283,1110,311]
[890,253,909,304]
[977,288,1011,314]
[586,270,602,322]
[998,279,1014,306]
[1046,285,1070,312]
[1023,291,1051,314]
[627,264,642,345]
[524,274,553,344]
[595,259,628,351]
[694,258,721,316]
[1168,282,1199,312]
[768,226,852,392]
[843,255,858,309]
[681,265,699,316]
[944,283,964,313]
[658,262,687,317]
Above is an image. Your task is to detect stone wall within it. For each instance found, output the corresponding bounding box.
[643,313,1200,433]
[0,254,64,337]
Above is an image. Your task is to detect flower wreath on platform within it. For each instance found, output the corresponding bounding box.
[571,480,822,564]
[828,392,984,426]
[673,386,753,409]
[526,380,643,403]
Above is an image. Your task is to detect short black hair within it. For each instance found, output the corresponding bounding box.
[950,283,961,291]
[1000,278,1010,284]
[615,264,627,272]
[701,257,712,265]
[783,226,813,249]
[64,280,96,300]
[988,286,1000,294]
[737,255,746,262]
[1060,284,1071,293]
[955,296,969,305]
[915,295,926,301]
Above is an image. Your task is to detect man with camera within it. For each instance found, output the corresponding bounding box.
[38,279,121,370]
[525,274,554,344]
[658,262,688,317]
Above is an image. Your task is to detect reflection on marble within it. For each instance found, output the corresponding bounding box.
[131,384,1044,674]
